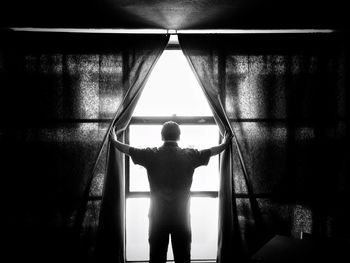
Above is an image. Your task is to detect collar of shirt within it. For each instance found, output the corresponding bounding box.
[163,141,178,147]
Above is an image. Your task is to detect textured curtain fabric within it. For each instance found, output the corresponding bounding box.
[179,33,349,262]
[92,35,169,263]
[0,30,168,263]
[179,35,247,263]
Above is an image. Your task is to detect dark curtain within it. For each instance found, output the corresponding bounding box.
[93,36,169,263]
[0,30,168,263]
[179,33,349,262]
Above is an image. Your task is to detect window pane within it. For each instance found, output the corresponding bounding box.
[129,125,220,192]
[129,126,161,192]
[126,197,218,261]
[132,50,212,117]
[191,197,219,259]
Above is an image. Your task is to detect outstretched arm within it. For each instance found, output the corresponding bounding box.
[208,134,232,156]
[109,128,131,155]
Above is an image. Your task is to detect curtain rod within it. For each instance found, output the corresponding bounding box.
[9,28,336,34]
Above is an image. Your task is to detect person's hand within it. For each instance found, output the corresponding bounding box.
[110,128,117,142]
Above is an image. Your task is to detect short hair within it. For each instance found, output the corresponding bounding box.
[161,121,181,141]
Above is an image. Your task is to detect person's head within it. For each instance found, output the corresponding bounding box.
[161,121,181,141]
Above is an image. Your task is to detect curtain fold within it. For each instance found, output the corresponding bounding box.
[93,35,169,263]
[179,35,245,263]
[179,33,348,262]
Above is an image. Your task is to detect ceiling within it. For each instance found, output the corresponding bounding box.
[0,0,347,30]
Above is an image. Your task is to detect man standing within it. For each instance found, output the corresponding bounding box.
[110,121,231,263]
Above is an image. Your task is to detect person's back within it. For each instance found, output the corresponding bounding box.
[130,141,211,225]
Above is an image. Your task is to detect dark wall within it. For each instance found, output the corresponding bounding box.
[0,31,134,262]
[0,0,348,29]
[223,33,350,249]
[0,31,349,261]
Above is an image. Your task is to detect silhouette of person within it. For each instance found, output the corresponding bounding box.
[109,121,231,263]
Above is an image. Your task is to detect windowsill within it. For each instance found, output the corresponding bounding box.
[127,260,216,263]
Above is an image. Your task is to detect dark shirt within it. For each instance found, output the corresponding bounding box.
[129,141,211,224]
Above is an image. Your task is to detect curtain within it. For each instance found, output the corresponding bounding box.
[179,35,250,263]
[0,30,168,263]
[90,36,169,263]
[179,33,349,262]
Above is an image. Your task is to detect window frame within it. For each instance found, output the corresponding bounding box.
[125,43,221,262]
[125,116,220,262]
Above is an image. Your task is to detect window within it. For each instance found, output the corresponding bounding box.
[126,38,220,262]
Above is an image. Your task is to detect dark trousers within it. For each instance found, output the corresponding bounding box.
[149,218,191,263]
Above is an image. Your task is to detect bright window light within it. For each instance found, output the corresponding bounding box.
[127,39,219,262]
[133,50,212,117]
[126,197,219,261]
